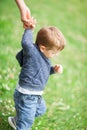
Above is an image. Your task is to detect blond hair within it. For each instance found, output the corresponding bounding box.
[35,26,66,50]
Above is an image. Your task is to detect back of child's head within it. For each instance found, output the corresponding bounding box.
[35,26,66,51]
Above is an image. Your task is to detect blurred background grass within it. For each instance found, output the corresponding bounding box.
[0,0,87,130]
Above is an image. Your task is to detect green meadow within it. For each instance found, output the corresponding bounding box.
[0,0,87,130]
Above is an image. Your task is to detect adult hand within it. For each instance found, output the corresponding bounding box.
[15,0,32,27]
[20,5,31,27]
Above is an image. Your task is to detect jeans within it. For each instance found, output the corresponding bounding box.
[14,90,46,130]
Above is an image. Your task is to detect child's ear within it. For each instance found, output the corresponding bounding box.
[39,45,46,52]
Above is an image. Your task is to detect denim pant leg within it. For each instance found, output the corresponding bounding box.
[14,90,38,130]
[35,96,47,117]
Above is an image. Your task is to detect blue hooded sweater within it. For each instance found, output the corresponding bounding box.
[16,29,55,92]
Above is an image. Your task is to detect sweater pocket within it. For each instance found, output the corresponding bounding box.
[32,69,41,85]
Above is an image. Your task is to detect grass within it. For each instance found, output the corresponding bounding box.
[0,0,87,129]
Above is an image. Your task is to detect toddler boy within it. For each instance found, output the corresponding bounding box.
[8,17,65,130]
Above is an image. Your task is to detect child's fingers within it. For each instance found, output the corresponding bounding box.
[30,17,37,24]
[22,16,36,27]
[23,23,35,29]
[23,16,36,29]
[55,65,60,70]
[54,65,59,72]
[54,64,63,73]
[23,23,31,29]
[58,65,63,73]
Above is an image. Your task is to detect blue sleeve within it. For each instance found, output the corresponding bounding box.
[21,29,34,54]
[50,66,55,75]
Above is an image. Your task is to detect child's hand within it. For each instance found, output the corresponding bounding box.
[54,64,63,74]
[23,17,36,29]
